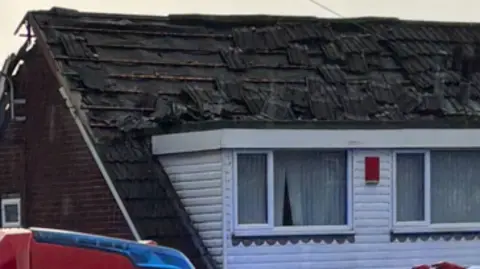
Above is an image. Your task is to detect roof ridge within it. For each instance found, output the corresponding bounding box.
[27,6,480,27]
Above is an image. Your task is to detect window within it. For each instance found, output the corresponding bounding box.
[234,150,352,236]
[394,150,480,231]
[1,197,21,228]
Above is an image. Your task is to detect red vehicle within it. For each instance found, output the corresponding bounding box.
[0,227,194,269]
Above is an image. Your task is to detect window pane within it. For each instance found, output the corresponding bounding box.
[237,153,268,224]
[396,153,425,222]
[431,151,480,223]
[273,151,347,226]
[4,204,19,223]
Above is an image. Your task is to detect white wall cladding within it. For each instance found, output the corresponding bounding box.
[223,149,480,269]
[158,150,224,267]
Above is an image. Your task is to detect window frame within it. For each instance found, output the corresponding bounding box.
[232,149,354,236]
[392,149,480,233]
[1,197,21,228]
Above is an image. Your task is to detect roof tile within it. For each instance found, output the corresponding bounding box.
[287,44,310,65]
[219,48,248,70]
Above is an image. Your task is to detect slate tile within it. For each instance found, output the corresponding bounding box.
[220,48,248,71]
[470,28,480,43]
[283,86,309,107]
[305,76,325,92]
[337,35,382,54]
[115,180,168,199]
[374,105,403,121]
[261,98,295,120]
[232,28,256,50]
[260,26,291,49]
[358,35,384,53]
[409,72,435,89]
[455,82,473,104]
[59,33,96,58]
[215,79,243,102]
[468,99,480,112]
[241,85,269,115]
[284,23,325,41]
[342,94,377,117]
[390,26,412,40]
[420,93,444,111]
[452,28,475,43]
[443,70,462,84]
[395,87,422,113]
[367,81,396,104]
[74,64,109,91]
[322,42,345,61]
[389,42,416,58]
[318,64,346,83]
[367,56,398,70]
[307,80,343,120]
[127,200,177,219]
[287,44,310,65]
[382,72,406,84]
[346,54,369,73]
[309,95,338,120]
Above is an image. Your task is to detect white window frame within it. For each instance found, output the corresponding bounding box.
[232,149,354,237]
[392,149,480,233]
[1,197,21,228]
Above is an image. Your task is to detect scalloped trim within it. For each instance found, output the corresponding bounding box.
[390,231,480,242]
[231,234,355,246]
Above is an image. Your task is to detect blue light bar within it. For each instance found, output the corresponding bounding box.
[30,227,194,269]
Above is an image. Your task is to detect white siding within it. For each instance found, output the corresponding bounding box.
[159,150,224,268]
[224,149,480,269]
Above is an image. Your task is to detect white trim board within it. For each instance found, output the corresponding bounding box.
[152,128,480,155]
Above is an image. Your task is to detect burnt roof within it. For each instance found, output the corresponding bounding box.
[27,7,480,137]
[20,7,480,269]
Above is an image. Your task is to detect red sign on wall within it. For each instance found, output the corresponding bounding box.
[365,156,380,184]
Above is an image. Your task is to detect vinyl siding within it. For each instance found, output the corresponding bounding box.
[223,149,480,269]
[159,150,224,268]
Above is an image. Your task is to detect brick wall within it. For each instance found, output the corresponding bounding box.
[0,61,27,222]
[0,45,133,239]
[0,122,25,195]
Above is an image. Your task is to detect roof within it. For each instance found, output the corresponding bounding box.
[19,7,480,269]
[26,7,480,136]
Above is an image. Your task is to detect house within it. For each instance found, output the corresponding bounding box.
[3,6,480,269]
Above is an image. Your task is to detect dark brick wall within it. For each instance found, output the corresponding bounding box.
[0,46,133,240]
[0,63,27,220]
[0,122,25,195]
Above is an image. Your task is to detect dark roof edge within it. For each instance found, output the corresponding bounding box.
[23,6,480,27]
[141,118,480,136]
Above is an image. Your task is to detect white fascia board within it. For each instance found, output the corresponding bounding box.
[152,128,480,155]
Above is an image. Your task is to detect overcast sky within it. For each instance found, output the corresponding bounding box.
[1,0,479,59]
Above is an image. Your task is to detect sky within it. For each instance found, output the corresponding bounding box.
[1,0,480,59]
